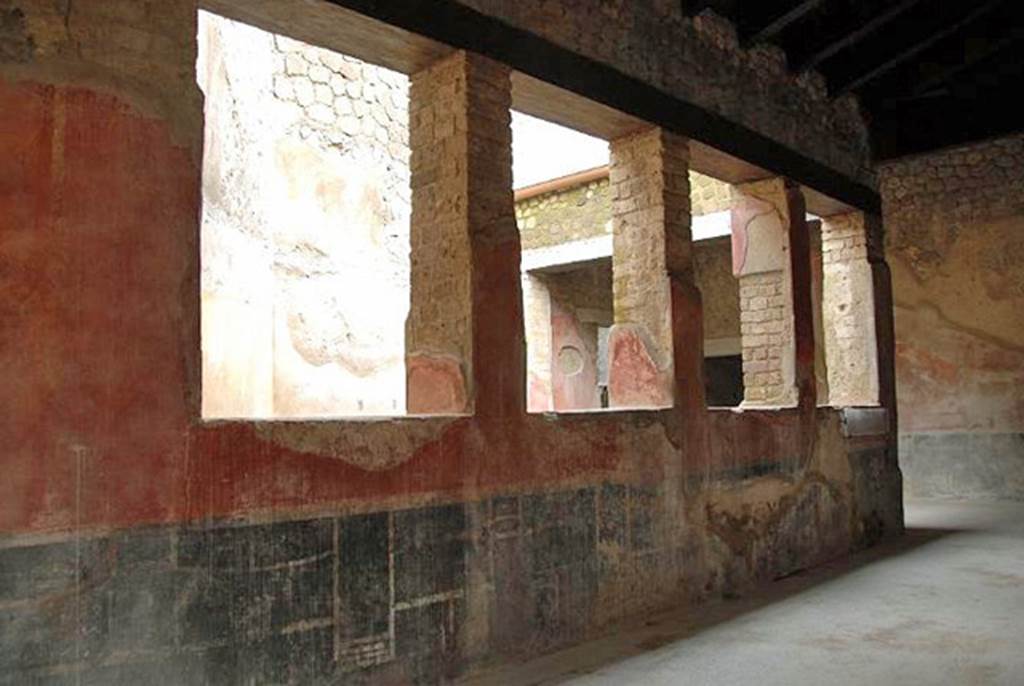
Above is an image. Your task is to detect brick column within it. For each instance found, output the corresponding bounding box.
[865,214,898,434]
[406,52,523,416]
[731,178,814,407]
[820,212,881,406]
[607,128,694,409]
[809,220,831,404]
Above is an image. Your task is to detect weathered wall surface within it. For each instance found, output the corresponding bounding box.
[1,1,899,683]
[546,263,612,411]
[820,214,878,407]
[693,237,741,345]
[731,178,801,407]
[691,171,734,216]
[881,134,1024,500]
[199,13,410,418]
[455,0,874,186]
[517,176,611,250]
[517,174,739,412]
[545,263,614,317]
[549,296,603,410]
[516,171,730,251]
[516,170,737,347]
[522,240,740,413]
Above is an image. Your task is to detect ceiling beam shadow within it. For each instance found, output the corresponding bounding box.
[794,0,923,73]
[831,0,1004,97]
[743,0,828,47]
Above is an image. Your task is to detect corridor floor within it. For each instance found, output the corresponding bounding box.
[463,500,1024,686]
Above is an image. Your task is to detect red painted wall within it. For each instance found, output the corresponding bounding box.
[2,82,198,533]
[0,78,855,538]
[550,298,601,411]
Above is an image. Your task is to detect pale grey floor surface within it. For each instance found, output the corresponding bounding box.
[462,499,1024,686]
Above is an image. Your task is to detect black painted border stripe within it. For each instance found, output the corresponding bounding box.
[323,0,882,214]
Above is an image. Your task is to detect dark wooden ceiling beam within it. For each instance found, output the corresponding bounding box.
[855,1,1023,118]
[743,0,828,46]
[679,0,1023,159]
[946,53,1024,98]
[856,2,1024,106]
[307,0,881,211]
[908,34,1024,98]
[793,0,923,73]
[830,0,1005,97]
[872,87,1024,160]
[681,0,738,19]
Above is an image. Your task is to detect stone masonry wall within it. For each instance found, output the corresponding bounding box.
[690,171,733,216]
[822,215,868,264]
[606,128,690,408]
[272,35,409,162]
[820,213,879,407]
[517,177,611,250]
[881,134,1024,499]
[1,1,900,683]
[516,171,730,251]
[516,170,738,413]
[732,178,799,406]
[406,51,521,416]
[200,12,411,418]
[738,271,789,402]
[693,237,741,344]
[405,54,477,413]
[455,0,874,185]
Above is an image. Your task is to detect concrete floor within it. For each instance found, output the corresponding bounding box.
[463,500,1024,686]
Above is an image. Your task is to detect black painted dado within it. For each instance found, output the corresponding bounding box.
[0,484,674,685]
[900,432,1024,501]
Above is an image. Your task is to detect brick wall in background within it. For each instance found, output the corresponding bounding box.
[881,134,1024,499]
[455,0,874,186]
[690,171,733,216]
[739,271,789,403]
[693,237,741,344]
[517,177,611,250]
[0,1,900,683]
[516,171,732,252]
[199,12,411,418]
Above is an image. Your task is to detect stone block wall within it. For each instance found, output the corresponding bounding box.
[820,213,879,407]
[738,271,789,403]
[607,128,691,408]
[0,1,901,683]
[199,12,411,418]
[404,54,478,413]
[270,34,409,160]
[453,0,874,186]
[407,50,522,417]
[515,171,731,252]
[517,177,611,250]
[821,215,868,264]
[690,171,733,216]
[692,237,741,345]
[881,134,1024,500]
[731,178,801,407]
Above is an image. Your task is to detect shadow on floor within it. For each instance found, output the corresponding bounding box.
[461,525,965,686]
